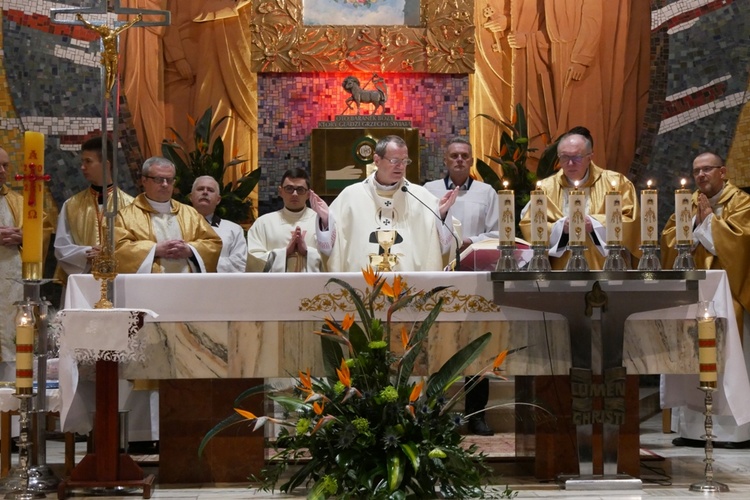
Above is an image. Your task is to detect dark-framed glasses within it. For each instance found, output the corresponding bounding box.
[143,175,175,185]
[383,157,413,166]
[692,166,723,176]
[557,153,591,164]
[282,185,309,195]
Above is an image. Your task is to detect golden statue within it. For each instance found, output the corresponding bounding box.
[76,13,143,98]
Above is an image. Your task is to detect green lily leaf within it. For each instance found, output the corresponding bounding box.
[426,332,492,399]
[387,452,404,492]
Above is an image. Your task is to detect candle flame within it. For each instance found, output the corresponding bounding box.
[503,180,509,189]
[536,181,542,188]
[647,180,653,188]
[680,178,686,187]
[574,180,579,188]
[611,181,616,190]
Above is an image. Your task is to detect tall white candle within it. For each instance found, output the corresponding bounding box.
[640,180,658,245]
[530,181,548,245]
[675,178,693,243]
[498,180,515,245]
[568,181,586,245]
[605,181,622,244]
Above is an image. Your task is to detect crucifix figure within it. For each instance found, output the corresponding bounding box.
[76,12,142,98]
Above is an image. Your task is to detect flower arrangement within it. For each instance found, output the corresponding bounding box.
[161,106,261,224]
[200,267,513,499]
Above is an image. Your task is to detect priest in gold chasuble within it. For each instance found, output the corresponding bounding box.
[54,137,134,284]
[114,157,221,273]
[519,131,639,269]
[661,153,750,332]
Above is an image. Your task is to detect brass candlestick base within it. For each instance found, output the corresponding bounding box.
[637,244,661,271]
[689,386,730,493]
[603,244,627,271]
[565,244,589,271]
[495,244,518,272]
[673,243,695,270]
[527,244,551,271]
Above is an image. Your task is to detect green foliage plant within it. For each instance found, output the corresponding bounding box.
[475,103,559,235]
[161,106,261,224]
[199,267,515,499]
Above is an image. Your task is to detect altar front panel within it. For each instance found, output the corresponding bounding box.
[65,272,731,378]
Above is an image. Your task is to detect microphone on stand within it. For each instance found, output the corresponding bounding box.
[400,185,461,271]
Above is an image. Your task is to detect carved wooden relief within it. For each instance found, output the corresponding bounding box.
[250,0,474,73]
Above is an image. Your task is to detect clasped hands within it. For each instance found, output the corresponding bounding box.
[287,226,308,256]
[155,239,192,260]
[0,226,22,247]
[696,193,713,224]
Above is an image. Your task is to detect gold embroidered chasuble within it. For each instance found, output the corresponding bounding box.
[661,182,750,328]
[53,187,134,283]
[520,162,640,269]
[0,187,22,361]
[114,194,222,273]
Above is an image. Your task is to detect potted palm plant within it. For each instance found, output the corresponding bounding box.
[161,106,261,224]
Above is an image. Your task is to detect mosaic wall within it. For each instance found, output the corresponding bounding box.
[0,0,748,232]
[256,72,469,212]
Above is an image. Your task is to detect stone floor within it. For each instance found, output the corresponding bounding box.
[3,413,750,499]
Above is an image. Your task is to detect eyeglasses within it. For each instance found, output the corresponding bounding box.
[558,154,591,164]
[143,175,175,185]
[383,157,413,166]
[281,185,309,195]
[692,166,723,176]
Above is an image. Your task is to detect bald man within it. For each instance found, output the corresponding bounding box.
[661,152,750,448]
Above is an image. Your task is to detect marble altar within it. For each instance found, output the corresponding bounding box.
[59,271,750,482]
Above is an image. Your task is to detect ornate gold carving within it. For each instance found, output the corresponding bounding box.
[250,0,474,73]
[299,286,498,314]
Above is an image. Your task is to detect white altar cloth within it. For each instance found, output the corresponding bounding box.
[61,270,750,429]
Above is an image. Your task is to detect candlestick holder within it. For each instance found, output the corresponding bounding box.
[672,243,695,270]
[495,243,518,272]
[637,244,661,271]
[527,244,551,271]
[1,282,60,494]
[689,386,730,493]
[2,395,45,500]
[603,244,627,271]
[565,244,589,271]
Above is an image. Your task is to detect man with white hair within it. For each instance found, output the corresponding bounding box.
[189,175,246,272]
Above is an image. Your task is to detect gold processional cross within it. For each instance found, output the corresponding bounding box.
[50,1,171,306]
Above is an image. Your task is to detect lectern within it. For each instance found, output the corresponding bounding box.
[491,270,704,489]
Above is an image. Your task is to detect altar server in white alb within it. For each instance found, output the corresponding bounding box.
[425,136,499,251]
[189,175,247,272]
[309,135,458,272]
[54,136,134,284]
[246,168,323,272]
[114,156,222,273]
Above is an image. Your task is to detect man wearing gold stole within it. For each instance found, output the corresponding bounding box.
[661,152,750,448]
[0,146,53,377]
[54,137,135,285]
[114,157,221,273]
[519,129,639,269]
[309,135,458,272]
[246,168,323,272]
